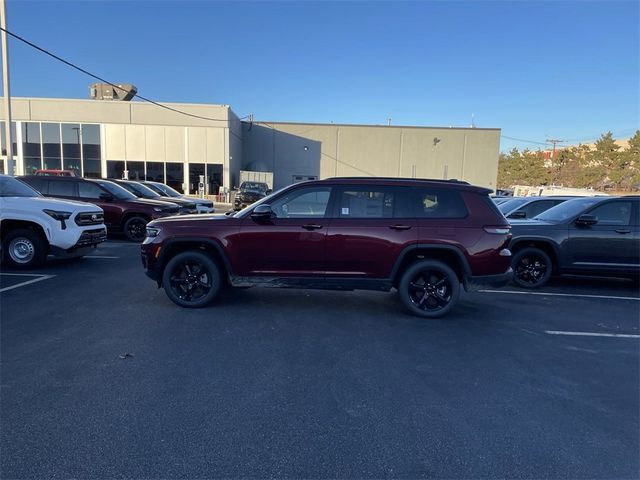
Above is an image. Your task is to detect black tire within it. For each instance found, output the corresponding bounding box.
[512,247,553,288]
[123,216,148,242]
[2,229,48,269]
[162,251,222,308]
[398,260,460,318]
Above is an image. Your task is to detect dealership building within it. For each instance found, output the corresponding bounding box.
[0,97,501,194]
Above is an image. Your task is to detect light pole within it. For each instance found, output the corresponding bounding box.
[1,0,14,175]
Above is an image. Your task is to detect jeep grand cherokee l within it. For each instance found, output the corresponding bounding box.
[141,178,513,318]
[20,175,180,242]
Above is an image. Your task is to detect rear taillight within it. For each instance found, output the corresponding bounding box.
[483,226,511,235]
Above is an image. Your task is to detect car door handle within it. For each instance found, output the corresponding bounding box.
[615,228,631,234]
[302,224,323,230]
[389,225,412,230]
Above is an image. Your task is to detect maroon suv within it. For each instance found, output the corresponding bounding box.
[141,178,513,317]
[20,176,180,242]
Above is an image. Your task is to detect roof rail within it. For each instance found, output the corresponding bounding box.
[324,176,470,185]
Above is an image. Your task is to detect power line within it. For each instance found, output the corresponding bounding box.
[0,26,248,123]
[501,135,548,146]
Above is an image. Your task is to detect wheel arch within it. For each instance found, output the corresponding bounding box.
[391,244,471,288]
[510,238,559,272]
[156,237,232,286]
[0,219,49,245]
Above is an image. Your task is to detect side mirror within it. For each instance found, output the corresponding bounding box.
[265,189,273,195]
[575,214,598,226]
[99,192,114,202]
[508,211,527,219]
[251,204,274,220]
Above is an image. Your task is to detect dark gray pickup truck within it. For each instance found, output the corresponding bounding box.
[509,196,640,287]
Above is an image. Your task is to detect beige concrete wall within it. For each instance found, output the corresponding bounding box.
[242,122,501,190]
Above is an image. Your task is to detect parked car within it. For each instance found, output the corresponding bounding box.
[499,196,574,220]
[509,196,640,288]
[141,177,513,318]
[19,176,180,242]
[0,175,106,268]
[142,181,215,214]
[491,196,513,205]
[109,179,198,214]
[233,181,271,210]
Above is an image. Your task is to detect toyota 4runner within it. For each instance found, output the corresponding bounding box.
[141,178,513,318]
[1,175,107,269]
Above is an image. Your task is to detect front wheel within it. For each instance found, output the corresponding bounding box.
[162,251,222,308]
[2,229,48,269]
[123,216,149,242]
[398,260,460,318]
[512,247,552,288]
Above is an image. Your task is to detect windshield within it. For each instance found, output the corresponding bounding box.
[498,198,529,213]
[93,180,137,200]
[123,181,160,199]
[0,176,41,197]
[240,181,268,192]
[152,182,182,198]
[234,186,287,217]
[534,197,603,223]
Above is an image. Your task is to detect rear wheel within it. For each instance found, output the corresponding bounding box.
[398,260,460,318]
[123,216,148,242]
[162,251,222,308]
[512,247,552,288]
[2,229,47,269]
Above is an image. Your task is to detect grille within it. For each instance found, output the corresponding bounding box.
[75,211,104,226]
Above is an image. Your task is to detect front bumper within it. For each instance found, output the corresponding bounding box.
[50,227,107,257]
[463,268,513,292]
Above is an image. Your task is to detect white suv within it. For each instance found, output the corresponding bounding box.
[0,175,107,269]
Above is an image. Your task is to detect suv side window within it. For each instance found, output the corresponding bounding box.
[336,186,413,219]
[270,187,331,219]
[48,180,77,197]
[78,181,105,199]
[413,188,468,218]
[522,199,559,218]
[587,201,633,226]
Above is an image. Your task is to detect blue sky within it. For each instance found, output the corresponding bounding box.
[4,0,639,151]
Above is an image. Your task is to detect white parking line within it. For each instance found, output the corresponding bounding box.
[0,273,55,293]
[480,289,640,301]
[545,330,640,339]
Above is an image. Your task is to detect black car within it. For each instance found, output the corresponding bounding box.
[499,196,574,219]
[110,179,198,214]
[234,181,271,210]
[509,196,640,287]
[142,181,215,214]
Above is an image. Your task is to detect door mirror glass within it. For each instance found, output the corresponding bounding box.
[575,214,598,226]
[251,204,274,220]
[508,210,527,219]
[99,192,114,202]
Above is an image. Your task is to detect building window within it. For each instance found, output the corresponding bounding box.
[81,124,101,178]
[42,123,61,170]
[107,160,125,180]
[62,123,82,176]
[127,161,145,181]
[166,162,184,193]
[146,162,164,183]
[22,122,41,174]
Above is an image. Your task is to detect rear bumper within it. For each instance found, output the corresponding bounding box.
[464,268,513,291]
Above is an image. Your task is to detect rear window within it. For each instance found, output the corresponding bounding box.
[413,188,468,218]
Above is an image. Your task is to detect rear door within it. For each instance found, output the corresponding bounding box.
[324,185,416,279]
[567,199,637,273]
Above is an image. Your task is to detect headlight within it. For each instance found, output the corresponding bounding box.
[43,209,72,220]
[145,226,161,238]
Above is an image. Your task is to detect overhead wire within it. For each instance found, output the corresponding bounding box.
[0,26,250,123]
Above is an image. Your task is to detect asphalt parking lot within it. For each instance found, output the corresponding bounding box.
[1,240,639,479]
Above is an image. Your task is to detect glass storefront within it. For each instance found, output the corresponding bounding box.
[23,122,41,174]
[81,124,101,178]
[61,123,82,176]
[107,160,125,179]
[146,162,164,183]
[166,162,184,193]
[127,161,145,181]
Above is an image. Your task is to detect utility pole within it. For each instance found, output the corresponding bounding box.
[1,0,14,175]
[546,138,565,159]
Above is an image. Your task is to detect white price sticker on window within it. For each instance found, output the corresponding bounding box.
[341,207,350,215]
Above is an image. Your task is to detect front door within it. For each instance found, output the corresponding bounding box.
[77,181,121,228]
[567,199,638,272]
[235,186,333,277]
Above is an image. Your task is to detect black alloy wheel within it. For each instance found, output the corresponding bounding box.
[123,216,148,242]
[162,251,222,308]
[512,247,552,288]
[399,260,460,318]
